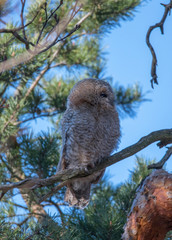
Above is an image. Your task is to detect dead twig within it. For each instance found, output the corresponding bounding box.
[146,0,172,88]
[148,146,172,169]
[20,0,28,48]
[36,0,63,44]
[0,10,39,34]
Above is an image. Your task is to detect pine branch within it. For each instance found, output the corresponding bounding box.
[0,129,171,201]
[0,1,91,73]
[1,42,64,133]
[36,0,63,44]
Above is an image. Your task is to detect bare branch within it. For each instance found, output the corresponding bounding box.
[148,146,172,169]
[36,0,63,44]
[0,10,39,34]
[12,31,34,48]
[19,111,58,124]
[0,19,7,25]
[18,216,31,227]
[48,199,65,225]
[146,0,172,88]
[49,61,67,68]
[20,0,28,48]
[39,181,68,203]
[0,128,171,201]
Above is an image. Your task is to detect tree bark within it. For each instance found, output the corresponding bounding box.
[122,170,172,240]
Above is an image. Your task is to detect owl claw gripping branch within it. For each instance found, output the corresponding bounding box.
[56,78,120,209]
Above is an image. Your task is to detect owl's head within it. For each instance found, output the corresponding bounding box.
[67,78,115,110]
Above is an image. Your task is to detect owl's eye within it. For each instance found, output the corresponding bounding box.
[100,92,107,98]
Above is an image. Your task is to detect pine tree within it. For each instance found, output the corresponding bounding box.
[0,0,153,239]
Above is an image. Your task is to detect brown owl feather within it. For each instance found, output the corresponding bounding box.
[56,78,120,208]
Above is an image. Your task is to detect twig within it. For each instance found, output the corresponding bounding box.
[0,128,171,200]
[19,111,59,124]
[39,24,81,54]
[36,0,63,44]
[39,181,68,203]
[18,216,31,227]
[39,2,82,54]
[148,146,172,169]
[0,10,40,34]
[0,19,7,25]
[12,31,35,47]
[146,0,172,88]
[0,2,92,72]
[48,199,65,225]
[20,0,28,48]
[49,61,66,68]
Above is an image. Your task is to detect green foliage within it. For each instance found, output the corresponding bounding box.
[44,78,75,111]
[0,219,26,240]
[0,157,154,239]
[0,0,151,238]
[165,231,172,240]
[20,131,60,178]
[59,157,153,240]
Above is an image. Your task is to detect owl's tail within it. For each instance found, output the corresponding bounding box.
[64,181,91,209]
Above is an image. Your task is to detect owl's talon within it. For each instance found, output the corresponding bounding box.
[82,166,89,173]
[75,166,89,173]
[87,162,95,169]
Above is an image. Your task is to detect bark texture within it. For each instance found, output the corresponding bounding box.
[122,170,172,240]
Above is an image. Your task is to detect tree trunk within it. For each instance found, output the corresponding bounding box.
[122,169,172,240]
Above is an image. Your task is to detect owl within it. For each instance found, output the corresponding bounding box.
[56,78,120,208]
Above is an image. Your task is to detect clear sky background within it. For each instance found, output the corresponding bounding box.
[31,0,172,186]
[103,0,172,184]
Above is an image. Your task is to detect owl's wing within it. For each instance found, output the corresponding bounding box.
[56,109,74,173]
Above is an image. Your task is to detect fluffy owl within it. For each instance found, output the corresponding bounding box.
[56,78,120,208]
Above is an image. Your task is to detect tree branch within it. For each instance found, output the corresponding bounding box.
[20,0,28,48]
[146,0,172,88]
[36,0,63,44]
[0,129,171,201]
[1,42,64,133]
[0,10,40,34]
[0,1,91,73]
[148,146,172,169]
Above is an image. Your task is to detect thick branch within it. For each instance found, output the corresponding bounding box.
[122,169,172,240]
[0,129,171,200]
[146,0,172,88]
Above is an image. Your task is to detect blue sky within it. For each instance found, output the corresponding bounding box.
[103,0,172,184]
[29,0,172,186]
